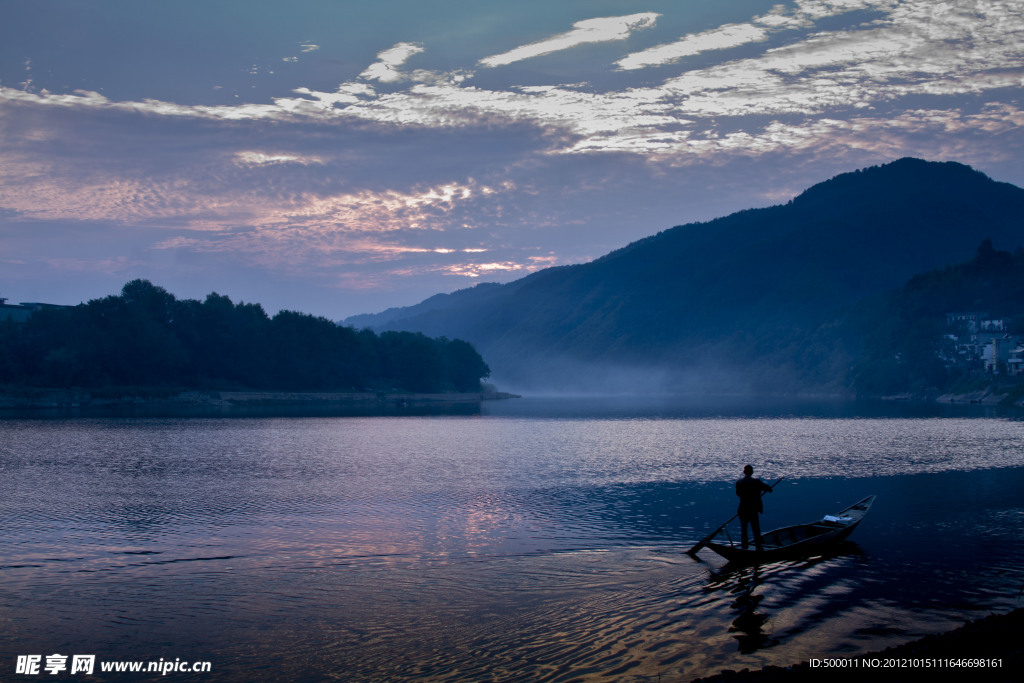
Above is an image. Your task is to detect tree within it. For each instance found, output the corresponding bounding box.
[3,280,493,394]
[441,338,490,391]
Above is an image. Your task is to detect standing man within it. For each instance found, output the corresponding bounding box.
[736,465,773,551]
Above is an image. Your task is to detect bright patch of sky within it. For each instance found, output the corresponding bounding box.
[1,0,1022,317]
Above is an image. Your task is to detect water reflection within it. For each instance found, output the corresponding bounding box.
[724,566,775,654]
[1,410,1023,681]
[704,543,867,656]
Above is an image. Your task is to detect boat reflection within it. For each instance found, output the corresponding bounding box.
[703,542,866,654]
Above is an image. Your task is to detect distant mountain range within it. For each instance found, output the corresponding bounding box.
[344,158,1024,393]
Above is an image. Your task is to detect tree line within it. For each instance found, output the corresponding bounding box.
[0,280,490,393]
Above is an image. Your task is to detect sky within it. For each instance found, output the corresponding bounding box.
[2,0,1023,319]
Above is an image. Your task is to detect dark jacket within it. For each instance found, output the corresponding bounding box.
[736,475,772,515]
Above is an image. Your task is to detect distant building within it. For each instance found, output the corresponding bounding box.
[982,334,1013,374]
[0,297,70,324]
[943,312,1012,371]
[1008,343,1024,377]
[946,312,987,334]
[0,298,32,324]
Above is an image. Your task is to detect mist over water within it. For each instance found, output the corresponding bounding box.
[487,355,757,397]
[1,398,1022,681]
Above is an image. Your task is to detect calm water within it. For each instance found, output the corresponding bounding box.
[1,397,1023,681]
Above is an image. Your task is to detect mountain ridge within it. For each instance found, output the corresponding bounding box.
[344,158,1024,392]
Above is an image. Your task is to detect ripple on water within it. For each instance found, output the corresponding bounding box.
[1,412,1023,680]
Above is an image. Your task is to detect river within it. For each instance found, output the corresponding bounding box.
[1,397,1022,681]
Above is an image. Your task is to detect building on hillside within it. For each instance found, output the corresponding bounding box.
[943,312,1011,370]
[946,312,988,335]
[981,334,1014,374]
[1008,343,1024,377]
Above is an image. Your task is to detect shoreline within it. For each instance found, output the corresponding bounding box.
[4,385,1020,409]
[881,388,1024,407]
[691,607,1023,682]
[0,388,519,416]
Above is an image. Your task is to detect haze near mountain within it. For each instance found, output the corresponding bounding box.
[345,159,1024,393]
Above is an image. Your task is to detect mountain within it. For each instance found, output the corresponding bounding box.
[344,159,1024,392]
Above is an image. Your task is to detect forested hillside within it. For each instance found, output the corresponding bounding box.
[345,159,1024,393]
[850,239,1024,397]
[0,280,490,393]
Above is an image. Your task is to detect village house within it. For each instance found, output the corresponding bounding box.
[943,311,1022,375]
[1007,342,1024,377]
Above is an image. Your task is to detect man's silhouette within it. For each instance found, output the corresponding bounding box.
[736,465,773,551]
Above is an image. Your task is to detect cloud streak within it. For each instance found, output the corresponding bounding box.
[615,23,770,71]
[479,13,659,67]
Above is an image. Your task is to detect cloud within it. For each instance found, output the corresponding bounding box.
[615,0,894,70]
[616,23,770,70]
[651,0,1024,121]
[0,110,507,240]
[234,151,325,167]
[137,178,514,275]
[2,0,1022,206]
[283,42,321,63]
[359,42,425,83]
[479,13,659,68]
[42,257,147,275]
[0,151,227,227]
[5,0,1018,169]
[440,261,530,277]
[589,105,1024,162]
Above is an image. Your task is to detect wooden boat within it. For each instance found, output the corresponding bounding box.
[704,495,876,563]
